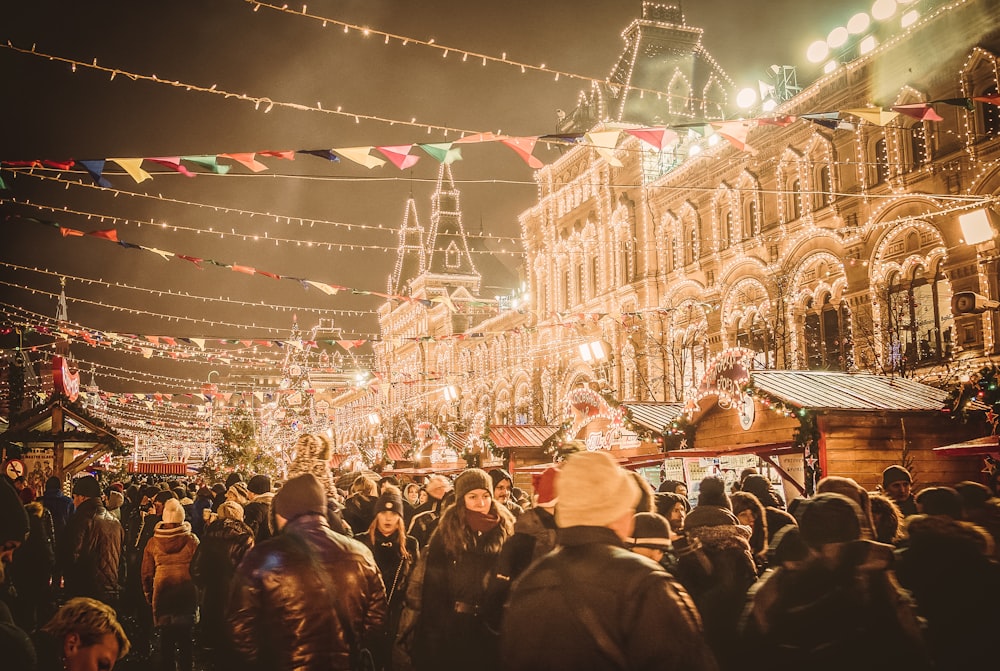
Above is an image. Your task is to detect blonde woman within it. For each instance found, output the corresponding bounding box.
[33,597,130,671]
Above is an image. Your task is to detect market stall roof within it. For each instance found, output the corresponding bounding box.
[666,441,797,459]
[751,370,950,412]
[386,443,408,462]
[622,403,685,433]
[933,435,1000,457]
[127,461,191,476]
[489,425,560,449]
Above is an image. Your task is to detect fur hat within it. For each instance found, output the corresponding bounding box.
[799,492,863,549]
[273,473,327,521]
[626,512,673,550]
[696,476,731,510]
[217,500,244,521]
[915,486,963,519]
[227,483,250,504]
[555,451,640,528]
[161,498,185,524]
[106,490,124,512]
[531,465,559,508]
[455,469,494,501]
[488,468,513,490]
[0,480,29,544]
[882,465,912,488]
[685,504,739,529]
[72,475,102,499]
[741,474,783,508]
[374,489,405,516]
[247,474,272,495]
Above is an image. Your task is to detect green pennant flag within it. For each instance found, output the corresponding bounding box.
[182,155,232,174]
[0,173,7,190]
[419,143,463,164]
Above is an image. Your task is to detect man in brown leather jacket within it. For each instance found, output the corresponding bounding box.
[228,473,388,671]
[58,475,124,608]
[501,452,718,671]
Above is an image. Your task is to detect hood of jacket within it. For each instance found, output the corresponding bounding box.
[153,521,195,553]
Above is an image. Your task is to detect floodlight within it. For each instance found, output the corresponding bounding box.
[736,87,758,109]
[847,12,871,34]
[901,9,919,27]
[959,209,994,245]
[806,40,829,63]
[827,26,849,49]
[859,35,878,54]
[871,0,897,21]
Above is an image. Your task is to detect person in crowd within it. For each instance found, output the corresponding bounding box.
[105,489,124,522]
[32,597,130,671]
[741,474,796,542]
[191,500,254,661]
[627,471,656,513]
[229,473,387,671]
[0,600,35,671]
[141,498,199,671]
[1,475,30,594]
[243,474,275,543]
[625,511,675,566]
[741,493,929,671]
[129,488,177,657]
[501,451,717,671]
[731,491,768,571]
[225,482,250,507]
[482,465,560,630]
[658,479,690,511]
[379,475,400,494]
[868,492,905,545]
[397,469,514,671]
[18,483,36,505]
[914,486,964,519]
[190,486,215,538]
[488,468,523,517]
[343,474,380,535]
[39,476,74,543]
[954,480,1000,559]
[286,433,340,499]
[209,482,227,512]
[407,474,452,548]
[682,476,757,670]
[895,509,1000,668]
[59,475,124,607]
[10,500,56,631]
[655,491,688,535]
[817,476,873,533]
[402,482,421,524]
[355,486,419,671]
[172,486,194,522]
[881,465,917,517]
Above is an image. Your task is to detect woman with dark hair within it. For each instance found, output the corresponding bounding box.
[397,469,514,671]
[658,479,690,511]
[343,475,379,535]
[731,491,768,571]
[869,493,905,545]
[356,486,419,671]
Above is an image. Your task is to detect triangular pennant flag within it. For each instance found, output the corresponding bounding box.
[42,160,75,170]
[146,247,173,261]
[376,145,420,170]
[254,391,264,403]
[305,280,339,295]
[337,340,357,351]
[500,137,544,168]
[141,347,153,359]
[232,265,256,275]
[190,338,206,351]
[585,130,624,166]
[799,112,840,121]
[624,127,679,150]
[88,229,119,242]
[259,150,295,160]
[220,153,269,172]
[0,173,6,190]
[335,146,386,169]
[182,155,232,174]
[974,94,1000,105]
[756,116,796,127]
[842,107,898,126]
[257,270,281,280]
[110,158,151,183]
[418,143,462,164]
[713,121,757,154]
[297,149,340,162]
[78,160,112,187]
[161,337,176,346]
[891,103,944,122]
[148,157,196,177]
[145,336,160,345]
[177,255,203,268]
[119,241,142,250]
[933,97,973,110]
[60,227,85,237]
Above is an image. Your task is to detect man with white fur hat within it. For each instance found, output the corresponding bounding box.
[501,451,717,671]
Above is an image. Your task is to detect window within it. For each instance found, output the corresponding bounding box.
[721,211,732,250]
[679,329,708,392]
[873,138,889,184]
[885,264,950,370]
[743,200,757,239]
[735,311,774,368]
[816,165,832,209]
[983,86,1000,136]
[803,295,851,371]
[909,123,927,171]
[788,179,801,221]
[591,256,599,296]
[685,226,696,265]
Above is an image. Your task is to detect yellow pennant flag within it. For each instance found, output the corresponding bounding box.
[109,158,152,183]
[842,107,899,126]
[334,147,386,169]
[586,130,624,167]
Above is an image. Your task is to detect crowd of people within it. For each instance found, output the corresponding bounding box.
[1,431,999,670]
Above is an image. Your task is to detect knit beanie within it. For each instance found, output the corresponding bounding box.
[273,473,327,521]
[555,451,641,528]
[247,474,272,495]
[0,480,29,544]
[161,498,185,524]
[696,476,731,510]
[217,500,245,521]
[225,472,244,490]
[626,512,673,550]
[45,476,62,492]
[488,468,513,490]
[374,489,405,516]
[455,469,494,501]
[106,490,124,512]
[915,486,963,519]
[72,475,102,499]
[685,504,739,529]
[531,465,559,508]
[153,490,177,505]
[882,465,911,488]
[798,492,863,549]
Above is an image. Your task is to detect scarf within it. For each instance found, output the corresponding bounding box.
[465,508,501,534]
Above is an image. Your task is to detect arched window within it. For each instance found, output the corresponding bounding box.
[886,264,950,369]
[803,295,852,371]
[721,211,732,250]
[735,310,774,369]
[679,327,708,392]
[685,225,697,265]
[788,179,801,221]
[873,138,889,184]
[816,165,832,209]
[743,200,757,239]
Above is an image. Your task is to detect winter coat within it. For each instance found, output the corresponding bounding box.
[501,525,718,671]
[398,505,510,671]
[229,513,387,671]
[191,495,214,537]
[243,492,275,543]
[742,539,929,671]
[356,530,419,671]
[894,515,1000,668]
[191,517,254,637]
[38,486,74,542]
[58,497,124,604]
[343,494,377,537]
[406,498,445,549]
[11,502,55,597]
[141,521,198,627]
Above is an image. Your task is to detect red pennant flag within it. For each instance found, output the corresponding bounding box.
[220,153,269,172]
[624,127,678,149]
[974,94,1000,105]
[60,227,85,237]
[756,116,797,127]
[145,336,160,345]
[240,340,253,348]
[337,340,357,351]
[259,150,295,160]
[500,137,544,168]
[231,265,256,275]
[161,337,176,346]
[177,255,204,268]
[375,145,420,170]
[257,270,281,280]
[891,103,944,122]
[43,159,76,170]
[147,157,197,177]
[88,229,119,242]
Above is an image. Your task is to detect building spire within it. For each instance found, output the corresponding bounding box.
[389,196,426,296]
[425,163,479,281]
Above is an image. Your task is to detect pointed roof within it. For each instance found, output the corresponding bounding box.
[389,196,426,296]
[425,164,479,281]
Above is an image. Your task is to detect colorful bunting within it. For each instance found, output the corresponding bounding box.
[419,142,462,164]
[843,107,898,126]
[221,153,269,172]
[335,146,386,169]
[375,145,420,170]
[78,160,112,187]
[297,149,340,162]
[182,155,232,174]
[624,127,678,150]
[586,130,624,166]
[892,103,943,122]
[110,158,151,183]
[148,157,197,177]
[500,137,544,169]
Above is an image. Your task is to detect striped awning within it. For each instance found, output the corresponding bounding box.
[127,461,190,475]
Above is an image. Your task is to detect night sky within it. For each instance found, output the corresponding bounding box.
[0,0,878,395]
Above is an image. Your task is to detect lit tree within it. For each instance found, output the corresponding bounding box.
[204,404,279,480]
